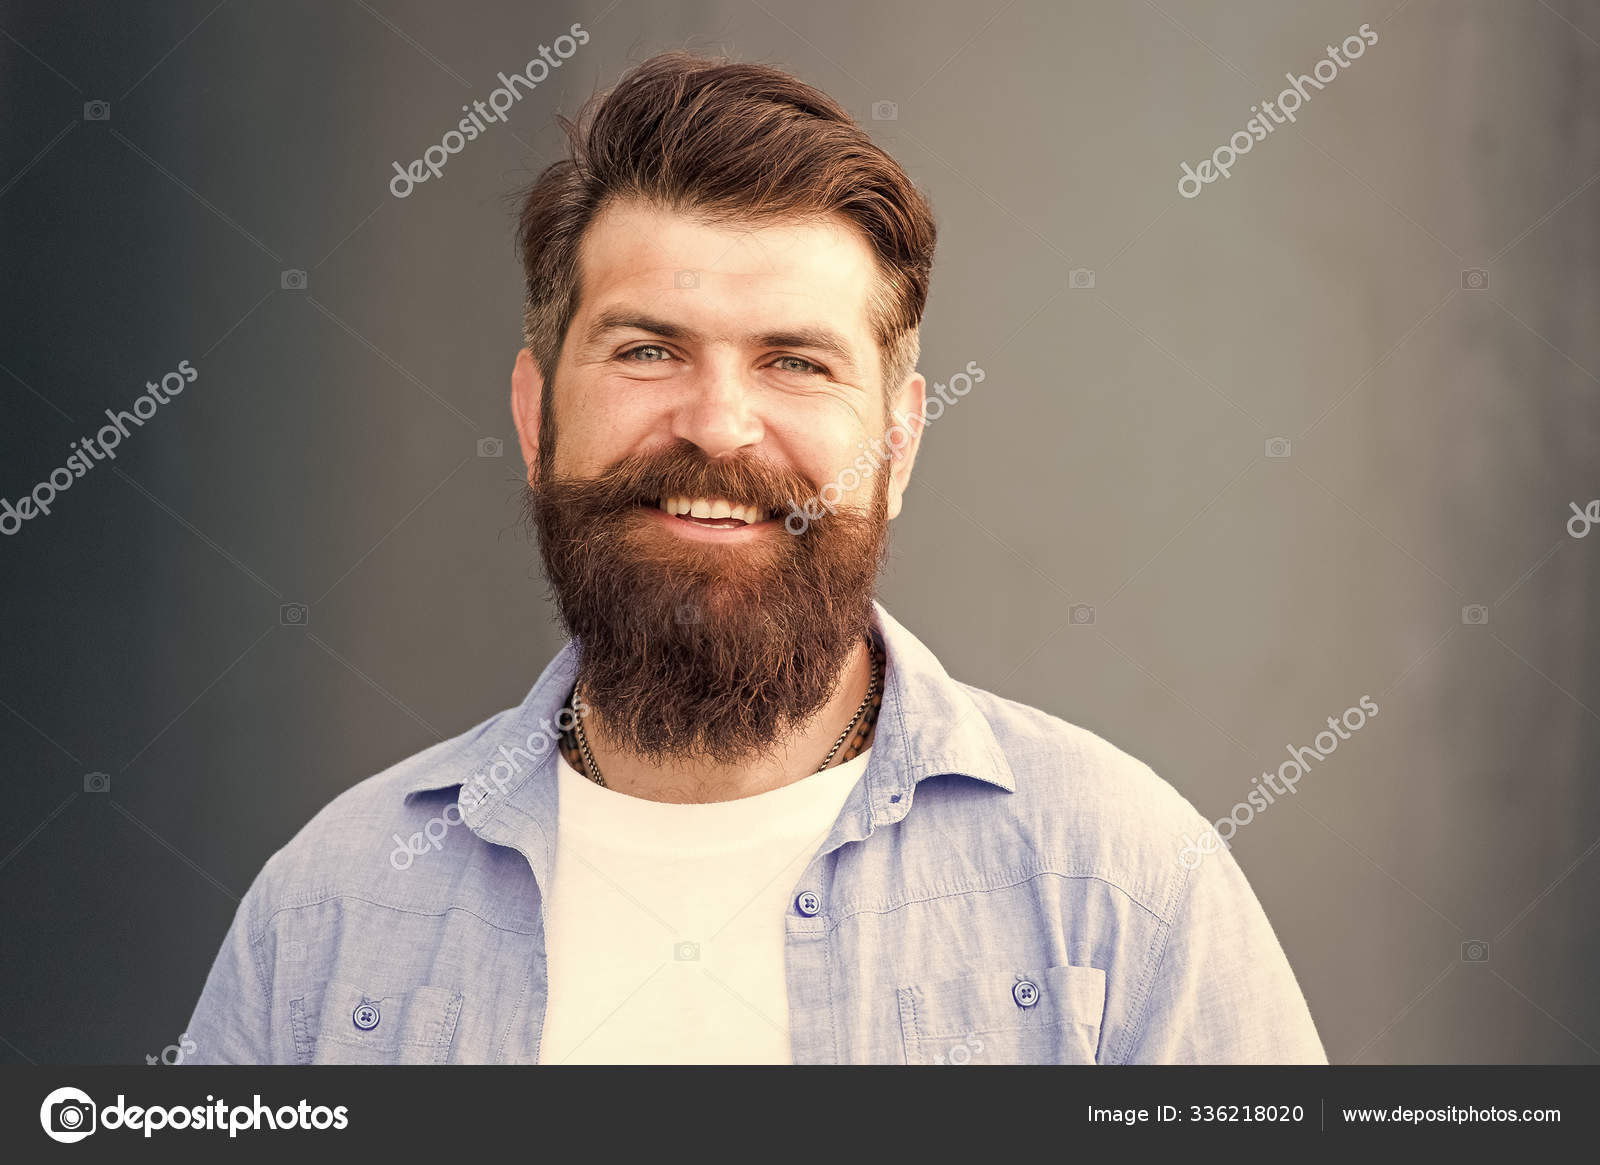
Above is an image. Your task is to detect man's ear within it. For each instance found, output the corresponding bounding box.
[884,371,926,521]
[510,347,543,485]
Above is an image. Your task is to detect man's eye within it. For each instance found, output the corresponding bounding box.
[620,345,673,362]
[772,355,825,375]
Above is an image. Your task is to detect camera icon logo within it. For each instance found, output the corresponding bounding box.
[280,603,309,626]
[674,269,699,289]
[83,100,110,121]
[871,100,898,121]
[83,771,110,793]
[477,437,504,458]
[1069,268,1096,289]
[1461,939,1490,963]
[1265,437,1292,458]
[674,941,700,961]
[1461,268,1489,291]
[40,1086,97,1143]
[1069,603,1095,626]
[1461,604,1489,625]
[676,602,703,625]
[280,269,308,290]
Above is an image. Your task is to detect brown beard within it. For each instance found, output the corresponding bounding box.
[524,437,891,767]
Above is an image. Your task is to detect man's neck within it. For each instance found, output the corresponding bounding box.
[575,637,875,803]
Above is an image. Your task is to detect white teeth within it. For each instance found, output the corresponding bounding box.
[658,496,766,523]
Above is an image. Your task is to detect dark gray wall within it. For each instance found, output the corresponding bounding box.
[1,0,1596,1063]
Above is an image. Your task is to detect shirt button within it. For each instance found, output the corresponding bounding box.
[1013,979,1040,1008]
[795,891,822,917]
[352,1003,381,1031]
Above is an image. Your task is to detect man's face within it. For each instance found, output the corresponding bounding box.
[540,198,913,517]
[515,199,925,765]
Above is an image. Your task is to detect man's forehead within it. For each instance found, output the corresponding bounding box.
[574,199,879,333]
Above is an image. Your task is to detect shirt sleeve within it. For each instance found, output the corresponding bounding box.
[180,879,276,1065]
[1118,838,1327,1064]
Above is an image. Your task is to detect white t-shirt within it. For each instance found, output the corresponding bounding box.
[537,746,873,1064]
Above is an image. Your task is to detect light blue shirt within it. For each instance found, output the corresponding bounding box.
[184,601,1325,1064]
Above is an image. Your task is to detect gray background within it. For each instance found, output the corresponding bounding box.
[2,0,1597,1064]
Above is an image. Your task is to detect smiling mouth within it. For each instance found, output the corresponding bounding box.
[638,494,779,529]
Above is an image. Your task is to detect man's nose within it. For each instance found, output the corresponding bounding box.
[668,356,764,457]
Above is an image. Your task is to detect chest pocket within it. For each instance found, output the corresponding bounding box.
[896,963,1107,1065]
[290,979,464,1065]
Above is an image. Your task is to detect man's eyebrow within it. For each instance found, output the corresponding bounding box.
[583,311,860,369]
[754,327,857,368]
[584,311,692,345]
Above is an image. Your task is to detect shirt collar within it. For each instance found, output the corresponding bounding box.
[399,601,1015,870]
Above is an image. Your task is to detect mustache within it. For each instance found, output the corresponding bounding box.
[538,439,823,518]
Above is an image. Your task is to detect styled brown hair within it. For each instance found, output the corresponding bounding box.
[513,51,937,408]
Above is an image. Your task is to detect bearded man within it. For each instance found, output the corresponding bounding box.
[184,52,1324,1066]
